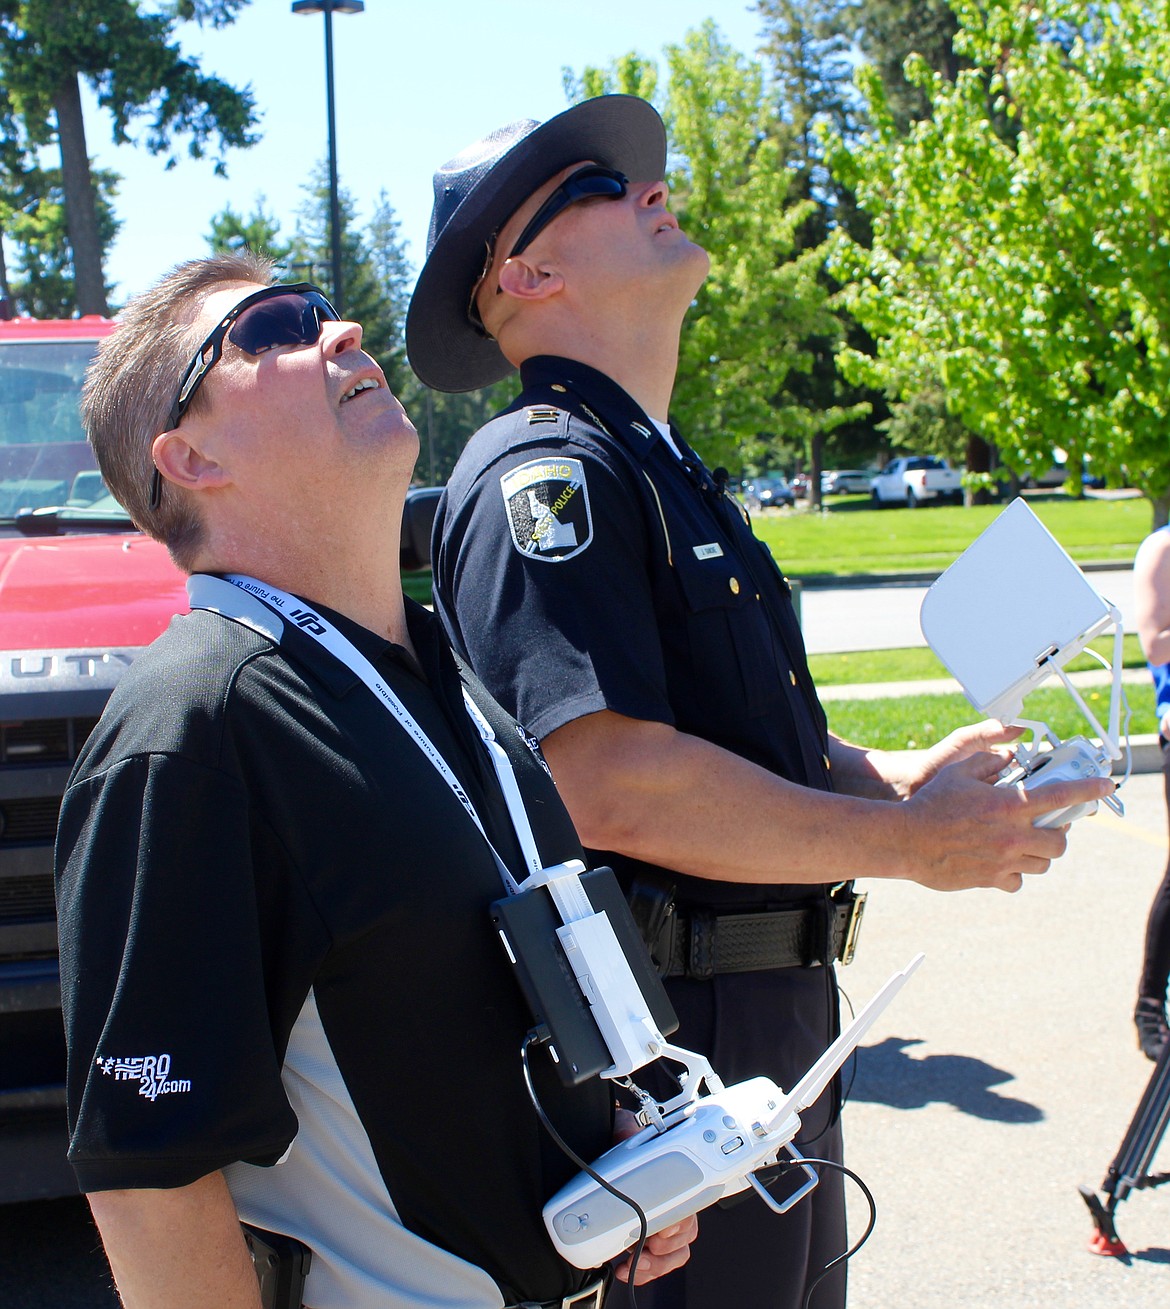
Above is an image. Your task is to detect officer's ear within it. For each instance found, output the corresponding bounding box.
[496,255,564,305]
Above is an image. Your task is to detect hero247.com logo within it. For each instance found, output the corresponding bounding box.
[97,1052,191,1101]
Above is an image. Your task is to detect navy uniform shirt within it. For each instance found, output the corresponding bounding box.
[434,356,836,916]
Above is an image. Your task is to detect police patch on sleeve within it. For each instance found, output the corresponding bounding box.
[499,458,593,562]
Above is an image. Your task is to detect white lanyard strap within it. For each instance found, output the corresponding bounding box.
[186,573,540,894]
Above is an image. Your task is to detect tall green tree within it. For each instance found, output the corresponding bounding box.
[753,1,884,503]
[289,164,414,400]
[665,23,841,470]
[571,28,848,474]
[206,197,290,266]
[0,0,257,314]
[5,162,119,316]
[852,0,962,131]
[828,0,1170,526]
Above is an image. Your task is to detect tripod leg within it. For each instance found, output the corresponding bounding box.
[1106,1036,1170,1203]
[1078,1184,1127,1256]
[1079,1036,1170,1256]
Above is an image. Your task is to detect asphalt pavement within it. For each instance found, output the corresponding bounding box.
[834,769,1169,1308]
[795,563,1169,1305]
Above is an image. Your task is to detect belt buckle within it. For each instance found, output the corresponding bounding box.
[563,1278,606,1309]
[839,891,867,966]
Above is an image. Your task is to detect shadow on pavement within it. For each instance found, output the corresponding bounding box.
[847,1035,1044,1123]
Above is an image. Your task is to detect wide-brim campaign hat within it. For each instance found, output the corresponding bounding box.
[405,95,666,394]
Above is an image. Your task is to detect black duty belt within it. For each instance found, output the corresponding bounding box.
[506,1275,608,1309]
[663,889,866,979]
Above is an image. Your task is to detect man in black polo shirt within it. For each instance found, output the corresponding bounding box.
[55,252,694,1308]
[405,96,1113,1309]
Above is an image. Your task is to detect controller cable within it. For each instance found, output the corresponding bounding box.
[764,1154,878,1309]
[521,1032,649,1308]
[521,1030,880,1309]
[799,982,858,1152]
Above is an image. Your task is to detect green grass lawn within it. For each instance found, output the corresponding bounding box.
[406,492,1150,605]
[755,493,1150,577]
[807,634,1147,687]
[824,683,1157,751]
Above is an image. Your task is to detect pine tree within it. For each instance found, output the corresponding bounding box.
[0,0,257,314]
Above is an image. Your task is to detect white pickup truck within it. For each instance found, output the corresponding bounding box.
[870,455,964,507]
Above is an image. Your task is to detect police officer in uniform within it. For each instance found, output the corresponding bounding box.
[406,96,1113,1309]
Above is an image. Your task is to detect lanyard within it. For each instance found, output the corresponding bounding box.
[185,573,541,895]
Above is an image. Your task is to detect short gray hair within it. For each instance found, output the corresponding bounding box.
[81,251,275,571]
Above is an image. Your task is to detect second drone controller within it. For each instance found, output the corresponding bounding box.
[996,736,1111,829]
[543,1076,802,1269]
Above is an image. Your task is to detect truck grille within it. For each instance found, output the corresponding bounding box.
[1,716,99,765]
[0,715,100,940]
[0,873,55,919]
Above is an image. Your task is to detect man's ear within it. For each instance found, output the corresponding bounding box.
[496,255,564,304]
[151,429,231,496]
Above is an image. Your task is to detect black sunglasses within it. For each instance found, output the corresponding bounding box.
[507,164,629,260]
[467,165,629,335]
[152,283,340,510]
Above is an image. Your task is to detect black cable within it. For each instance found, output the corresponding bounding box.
[770,1155,877,1309]
[801,981,858,1151]
[520,1032,648,1307]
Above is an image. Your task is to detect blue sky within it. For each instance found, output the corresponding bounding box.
[85,1,768,302]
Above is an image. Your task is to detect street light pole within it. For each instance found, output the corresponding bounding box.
[291,0,364,316]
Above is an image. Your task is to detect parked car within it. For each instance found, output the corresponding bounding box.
[871,455,964,507]
[791,472,811,499]
[742,475,795,509]
[1021,461,1106,491]
[820,469,874,496]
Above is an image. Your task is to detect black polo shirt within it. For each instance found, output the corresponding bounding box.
[55,596,611,1308]
[434,356,834,916]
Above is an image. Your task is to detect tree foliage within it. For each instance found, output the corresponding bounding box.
[206,198,290,267]
[1,0,257,313]
[4,162,120,316]
[852,0,963,131]
[828,0,1170,525]
[568,25,849,475]
[666,22,846,469]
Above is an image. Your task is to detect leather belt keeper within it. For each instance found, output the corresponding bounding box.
[664,890,866,978]
[506,1274,608,1309]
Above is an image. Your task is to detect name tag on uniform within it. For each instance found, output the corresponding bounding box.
[693,543,724,560]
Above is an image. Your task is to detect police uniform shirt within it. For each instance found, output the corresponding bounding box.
[55,599,611,1309]
[434,355,834,916]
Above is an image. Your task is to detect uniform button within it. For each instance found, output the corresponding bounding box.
[789,671,797,686]
[823,754,831,771]
[729,577,740,595]
[551,383,567,392]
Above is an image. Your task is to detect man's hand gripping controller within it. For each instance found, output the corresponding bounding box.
[541,950,925,1268]
[994,734,1118,829]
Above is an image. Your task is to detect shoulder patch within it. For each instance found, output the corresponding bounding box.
[500,457,593,563]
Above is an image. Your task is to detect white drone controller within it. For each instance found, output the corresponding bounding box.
[918,499,1130,832]
[543,954,924,1268]
[995,734,1115,828]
